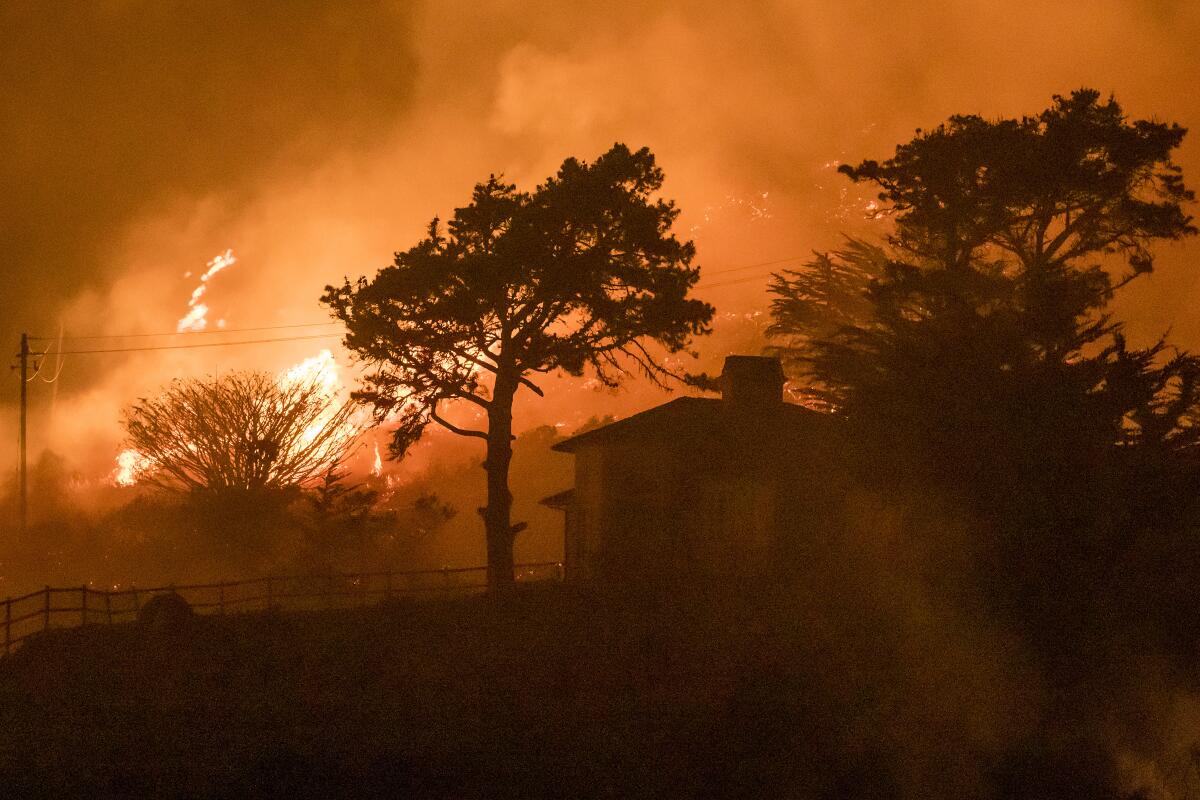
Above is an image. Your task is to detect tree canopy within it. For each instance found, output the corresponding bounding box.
[766,93,1200,793]
[324,144,712,455]
[772,90,1198,454]
[324,143,714,588]
[768,89,1200,646]
[840,88,1193,279]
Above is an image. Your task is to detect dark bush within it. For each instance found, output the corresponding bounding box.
[137,591,194,630]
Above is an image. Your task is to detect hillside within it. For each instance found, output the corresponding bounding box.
[0,584,794,798]
[0,579,1166,799]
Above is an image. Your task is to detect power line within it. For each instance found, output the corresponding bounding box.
[22,255,806,350]
[29,320,341,342]
[23,343,53,381]
[40,361,65,383]
[29,257,806,343]
[700,254,806,278]
[54,332,342,355]
[697,271,789,291]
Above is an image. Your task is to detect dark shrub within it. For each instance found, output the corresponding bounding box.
[137,591,194,630]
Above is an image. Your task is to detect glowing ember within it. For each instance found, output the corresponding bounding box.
[371,442,383,476]
[688,191,773,233]
[111,448,152,487]
[177,249,237,332]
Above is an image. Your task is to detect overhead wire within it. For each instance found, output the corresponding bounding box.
[29,320,341,342]
[42,362,65,383]
[696,271,790,291]
[41,344,65,383]
[53,332,342,356]
[699,254,807,278]
[23,254,811,349]
[691,253,810,291]
[24,343,53,382]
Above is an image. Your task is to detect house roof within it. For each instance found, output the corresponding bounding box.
[539,488,575,509]
[551,396,825,453]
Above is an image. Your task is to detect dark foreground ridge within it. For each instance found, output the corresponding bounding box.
[0,579,1159,799]
[1,583,793,799]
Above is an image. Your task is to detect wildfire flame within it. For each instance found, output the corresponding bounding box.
[279,349,344,446]
[177,249,237,332]
[280,348,340,398]
[371,441,383,476]
[112,348,366,487]
[111,448,152,487]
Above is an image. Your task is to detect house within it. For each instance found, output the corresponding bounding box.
[542,356,836,583]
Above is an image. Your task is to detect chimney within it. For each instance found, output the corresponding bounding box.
[720,356,784,407]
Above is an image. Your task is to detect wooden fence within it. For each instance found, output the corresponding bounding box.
[1,562,563,656]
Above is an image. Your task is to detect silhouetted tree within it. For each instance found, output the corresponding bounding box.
[298,466,392,572]
[769,89,1199,638]
[769,92,1200,792]
[323,143,714,589]
[772,89,1196,467]
[122,370,358,493]
[764,238,886,410]
[295,467,453,572]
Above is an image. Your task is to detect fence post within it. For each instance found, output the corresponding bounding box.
[80,586,88,627]
[43,587,50,631]
[105,592,112,625]
[4,598,10,655]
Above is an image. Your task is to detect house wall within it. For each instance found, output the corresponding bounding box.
[599,438,689,580]
[689,475,775,575]
[569,436,783,583]
[569,445,605,581]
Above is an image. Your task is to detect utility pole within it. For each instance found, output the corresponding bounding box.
[17,333,27,533]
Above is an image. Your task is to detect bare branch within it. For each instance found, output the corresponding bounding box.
[122,370,360,493]
[430,405,488,439]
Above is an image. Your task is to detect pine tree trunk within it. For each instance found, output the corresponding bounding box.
[483,379,517,593]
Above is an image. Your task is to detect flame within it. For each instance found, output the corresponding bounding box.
[177,249,237,332]
[113,347,365,487]
[279,348,340,397]
[279,349,343,446]
[371,441,383,476]
[111,448,152,487]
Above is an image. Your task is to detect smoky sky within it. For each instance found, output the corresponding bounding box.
[4,0,1200,470]
[0,1,416,338]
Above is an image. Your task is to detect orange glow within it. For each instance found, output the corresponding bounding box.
[113,348,365,487]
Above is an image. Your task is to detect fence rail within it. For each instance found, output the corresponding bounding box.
[2,562,563,656]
